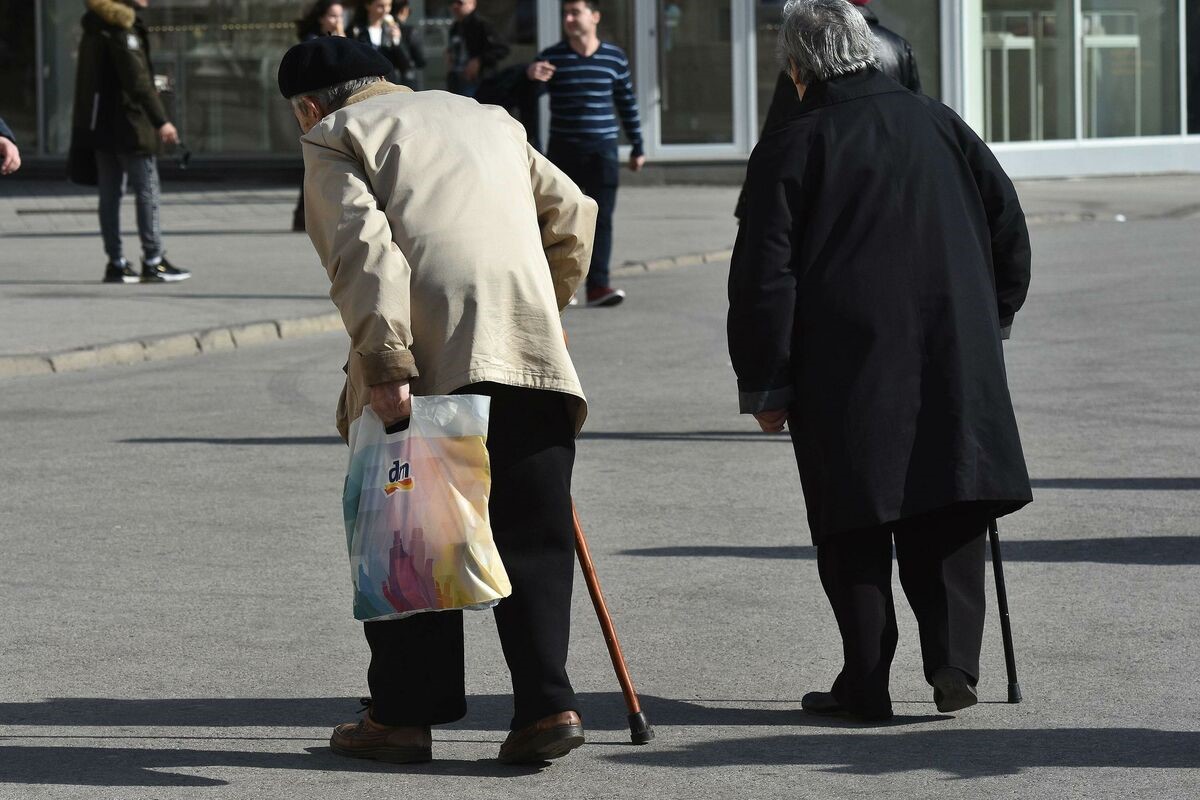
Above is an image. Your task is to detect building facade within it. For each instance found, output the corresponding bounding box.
[2,0,1197,178]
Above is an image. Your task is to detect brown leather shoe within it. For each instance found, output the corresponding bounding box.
[497,710,584,764]
[329,713,432,764]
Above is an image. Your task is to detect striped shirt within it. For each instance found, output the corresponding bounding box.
[536,40,644,156]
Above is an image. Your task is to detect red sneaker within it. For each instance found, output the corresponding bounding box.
[585,286,626,307]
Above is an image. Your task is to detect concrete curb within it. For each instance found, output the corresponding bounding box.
[0,248,728,380]
[613,248,733,276]
[0,312,343,380]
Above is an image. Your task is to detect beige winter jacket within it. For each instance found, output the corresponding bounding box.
[301,82,597,441]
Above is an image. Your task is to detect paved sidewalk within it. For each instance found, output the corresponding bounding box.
[1,174,1198,374]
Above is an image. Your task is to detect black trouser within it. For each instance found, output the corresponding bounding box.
[363,383,578,731]
[546,141,618,290]
[816,509,987,715]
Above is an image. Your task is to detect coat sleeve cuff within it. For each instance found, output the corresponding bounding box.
[739,386,794,414]
[360,349,419,386]
[999,314,1014,341]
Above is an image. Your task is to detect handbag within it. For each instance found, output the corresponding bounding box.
[342,396,511,621]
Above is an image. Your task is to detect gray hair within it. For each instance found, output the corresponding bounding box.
[290,76,384,113]
[777,0,878,85]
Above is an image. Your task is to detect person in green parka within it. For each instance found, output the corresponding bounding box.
[71,0,190,283]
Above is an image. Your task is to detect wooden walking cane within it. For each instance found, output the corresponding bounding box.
[988,519,1023,703]
[572,502,655,744]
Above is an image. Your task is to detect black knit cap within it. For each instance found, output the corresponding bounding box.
[277,37,393,99]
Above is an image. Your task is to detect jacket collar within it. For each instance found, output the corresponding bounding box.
[344,81,412,108]
[86,0,135,30]
[793,67,905,116]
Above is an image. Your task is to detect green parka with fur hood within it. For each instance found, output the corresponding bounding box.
[71,0,170,155]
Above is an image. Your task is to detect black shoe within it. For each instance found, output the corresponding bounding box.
[141,257,191,283]
[932,667,978,713]
[801,691,893,722]
[102,262,140,284]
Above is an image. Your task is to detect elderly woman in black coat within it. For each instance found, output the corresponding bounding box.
[728,0,1033,722]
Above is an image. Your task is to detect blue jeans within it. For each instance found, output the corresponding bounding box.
[546,142,618,290]
[96,150,163,264]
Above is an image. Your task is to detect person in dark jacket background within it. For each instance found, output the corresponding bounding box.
[350,0,424,87]
[445,0,509,97]
[390,1,427,89]
[70,0,190,284]
[0,116,20,175]
[728,0,1032,722]
[736,0,921,221]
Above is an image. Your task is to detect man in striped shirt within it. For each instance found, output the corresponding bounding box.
[528,0,645,307]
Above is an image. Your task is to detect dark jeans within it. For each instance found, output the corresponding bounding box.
[546,141,618,290]
[816,508,988,715]
[363,383,578,731]
[95,150,163,264]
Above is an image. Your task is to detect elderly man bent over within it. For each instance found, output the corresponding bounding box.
[728,0,1033,722]
[278,37,598,764]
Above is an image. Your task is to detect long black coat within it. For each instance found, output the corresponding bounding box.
[728,68,1033,544]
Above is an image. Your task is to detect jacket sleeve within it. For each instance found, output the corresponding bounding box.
[379,41,412,75]
[472,17,510,68]
[0,116,14,143]
[303,128,419,385]
[727,140,800,414]
[952,112,1031,337]
[527,143,597,311]
[106,30,168,128]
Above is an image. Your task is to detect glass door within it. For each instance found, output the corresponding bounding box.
[646,0,752,157]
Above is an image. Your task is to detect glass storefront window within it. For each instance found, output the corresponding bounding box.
[1082,0,1180,138]
[37,0,541,157]
[658,0,735,144]
[981,0,1077,142]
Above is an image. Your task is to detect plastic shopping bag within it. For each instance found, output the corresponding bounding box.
[342,396,511,622]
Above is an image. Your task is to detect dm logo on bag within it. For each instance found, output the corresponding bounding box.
[383,460,414,495]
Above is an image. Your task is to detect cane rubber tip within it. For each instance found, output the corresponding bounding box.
[628,712,654,745]
[1008,682,1023,704]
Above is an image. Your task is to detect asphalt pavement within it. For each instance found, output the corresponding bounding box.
[0,175,1197,798]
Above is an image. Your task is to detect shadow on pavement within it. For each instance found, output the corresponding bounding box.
[1030,477,1200,490]
[3,230,301,238]
[0,694,953,787]
[118,431,785,446]
[122,435,344,446]
[579,431,789,443]
[619,536,1200,565]
[0,745,544,786]
[0,693,935,733]
[602,728,1200,778]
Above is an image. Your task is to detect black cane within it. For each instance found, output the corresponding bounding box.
[988,519,1023,703]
